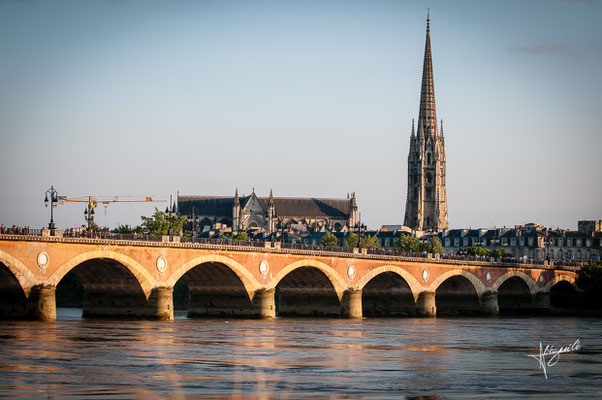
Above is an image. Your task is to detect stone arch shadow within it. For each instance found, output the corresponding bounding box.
[268,259,347,317]
[429,269,486,316]
[356,265,423,317]
[0,250,39,319]
[166,255,261,318]
[49,250,158,319]
[492,271,539,314]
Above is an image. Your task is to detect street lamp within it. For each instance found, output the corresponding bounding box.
[44,185,59,231]
[83,201,95,233]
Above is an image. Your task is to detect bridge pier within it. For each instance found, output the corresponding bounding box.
[342,288,363,318]
[27,284,56,321]
[416,291,436,317]
[148,287,174,320]
[254,288,276,319]
[480,290,499,316]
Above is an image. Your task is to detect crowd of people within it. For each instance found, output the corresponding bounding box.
[0,224,31,235]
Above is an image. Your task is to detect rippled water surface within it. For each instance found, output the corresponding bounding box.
[1,309,601,399]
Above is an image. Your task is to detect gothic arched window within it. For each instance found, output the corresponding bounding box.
[426,173,432,184]
[427,152,432,164]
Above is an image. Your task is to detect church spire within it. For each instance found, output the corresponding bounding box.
[418,12,437,136]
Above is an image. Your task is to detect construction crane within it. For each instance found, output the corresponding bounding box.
[58,195,167,230]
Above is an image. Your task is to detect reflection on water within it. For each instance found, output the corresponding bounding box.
[0,309,601,399]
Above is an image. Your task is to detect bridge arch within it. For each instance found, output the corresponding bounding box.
[543,274,577,293]
[49,250,156,298]
[356,265,423,300]
[268,259,347,300]
[428,269,486,296]
[0,249,38,293]
[492,271,539,296]
[166,254,260,298]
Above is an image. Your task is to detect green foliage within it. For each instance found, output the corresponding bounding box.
[394,234,421,253]
[576,261,602,293]
[89,222,100,232]
[429,236,444,253]
[321,231,339,247]
[233,232,250,241]
[344,232,358,248]
[140,208,187,236]
[360,234,380,249]
[220,233,232,240]
[465,247,489,256]
[490,248,512,258]
[117,224,134,234]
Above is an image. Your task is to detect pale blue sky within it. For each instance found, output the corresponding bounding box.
[0,0,600,231]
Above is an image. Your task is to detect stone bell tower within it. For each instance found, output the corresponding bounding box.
[403,14,449,232]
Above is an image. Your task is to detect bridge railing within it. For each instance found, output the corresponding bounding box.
[0,232,586,270]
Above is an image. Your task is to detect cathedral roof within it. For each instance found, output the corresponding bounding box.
[178,195,351,218]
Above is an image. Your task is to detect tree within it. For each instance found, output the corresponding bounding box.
[465,247,489,256]
[140,208,187,236]
[344,232,358,248]
[321,231,339,247]
[394,234,421,253]
[360,234,380,249]
[117,224,134,234]
[233,232,250,241]
[429,236,444,253]
[576,261,602,294]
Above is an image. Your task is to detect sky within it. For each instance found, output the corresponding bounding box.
[0,0,601,231]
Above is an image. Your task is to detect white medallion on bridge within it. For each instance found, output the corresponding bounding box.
[156,256,167,274]
[538,274,545,286]
[486,271,492,285]
[37,251,49,273]
[259,260,269,277]
[347,265,356,280]
[422,269,429,283]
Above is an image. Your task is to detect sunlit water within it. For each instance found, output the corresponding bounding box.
[0,309,600,399]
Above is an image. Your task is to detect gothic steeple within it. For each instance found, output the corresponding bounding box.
[403,13,448,233]
[418,12,437,137]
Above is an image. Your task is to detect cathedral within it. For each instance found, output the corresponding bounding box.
[178,190,359,235]
[403,15,449,232]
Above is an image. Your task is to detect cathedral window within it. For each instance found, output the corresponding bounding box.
[426,188,432,199]
[426,173,432,184]
[413,188,418,200]
[427,153,432,164]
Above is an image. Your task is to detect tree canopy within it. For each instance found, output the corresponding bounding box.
[360,234,380,249]
[394,234,421,253]
[140,208,187,236]
[321,231,339,247]
[576,260,602,294]
[344,232,358,248]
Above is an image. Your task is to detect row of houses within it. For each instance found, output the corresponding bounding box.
[197,220,602,263]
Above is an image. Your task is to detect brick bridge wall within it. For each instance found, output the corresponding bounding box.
[0,236,577,320]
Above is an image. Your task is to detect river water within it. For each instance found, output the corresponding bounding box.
[0,309,600,399]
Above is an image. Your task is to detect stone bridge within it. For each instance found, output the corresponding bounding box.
[0,235,578,321]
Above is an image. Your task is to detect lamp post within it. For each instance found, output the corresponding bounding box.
[44,185,59,231]
[83,201,95,233]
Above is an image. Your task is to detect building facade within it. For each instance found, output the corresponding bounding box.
[403,15,449,233]
[437,221,602,262]
[178,189,359,235]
